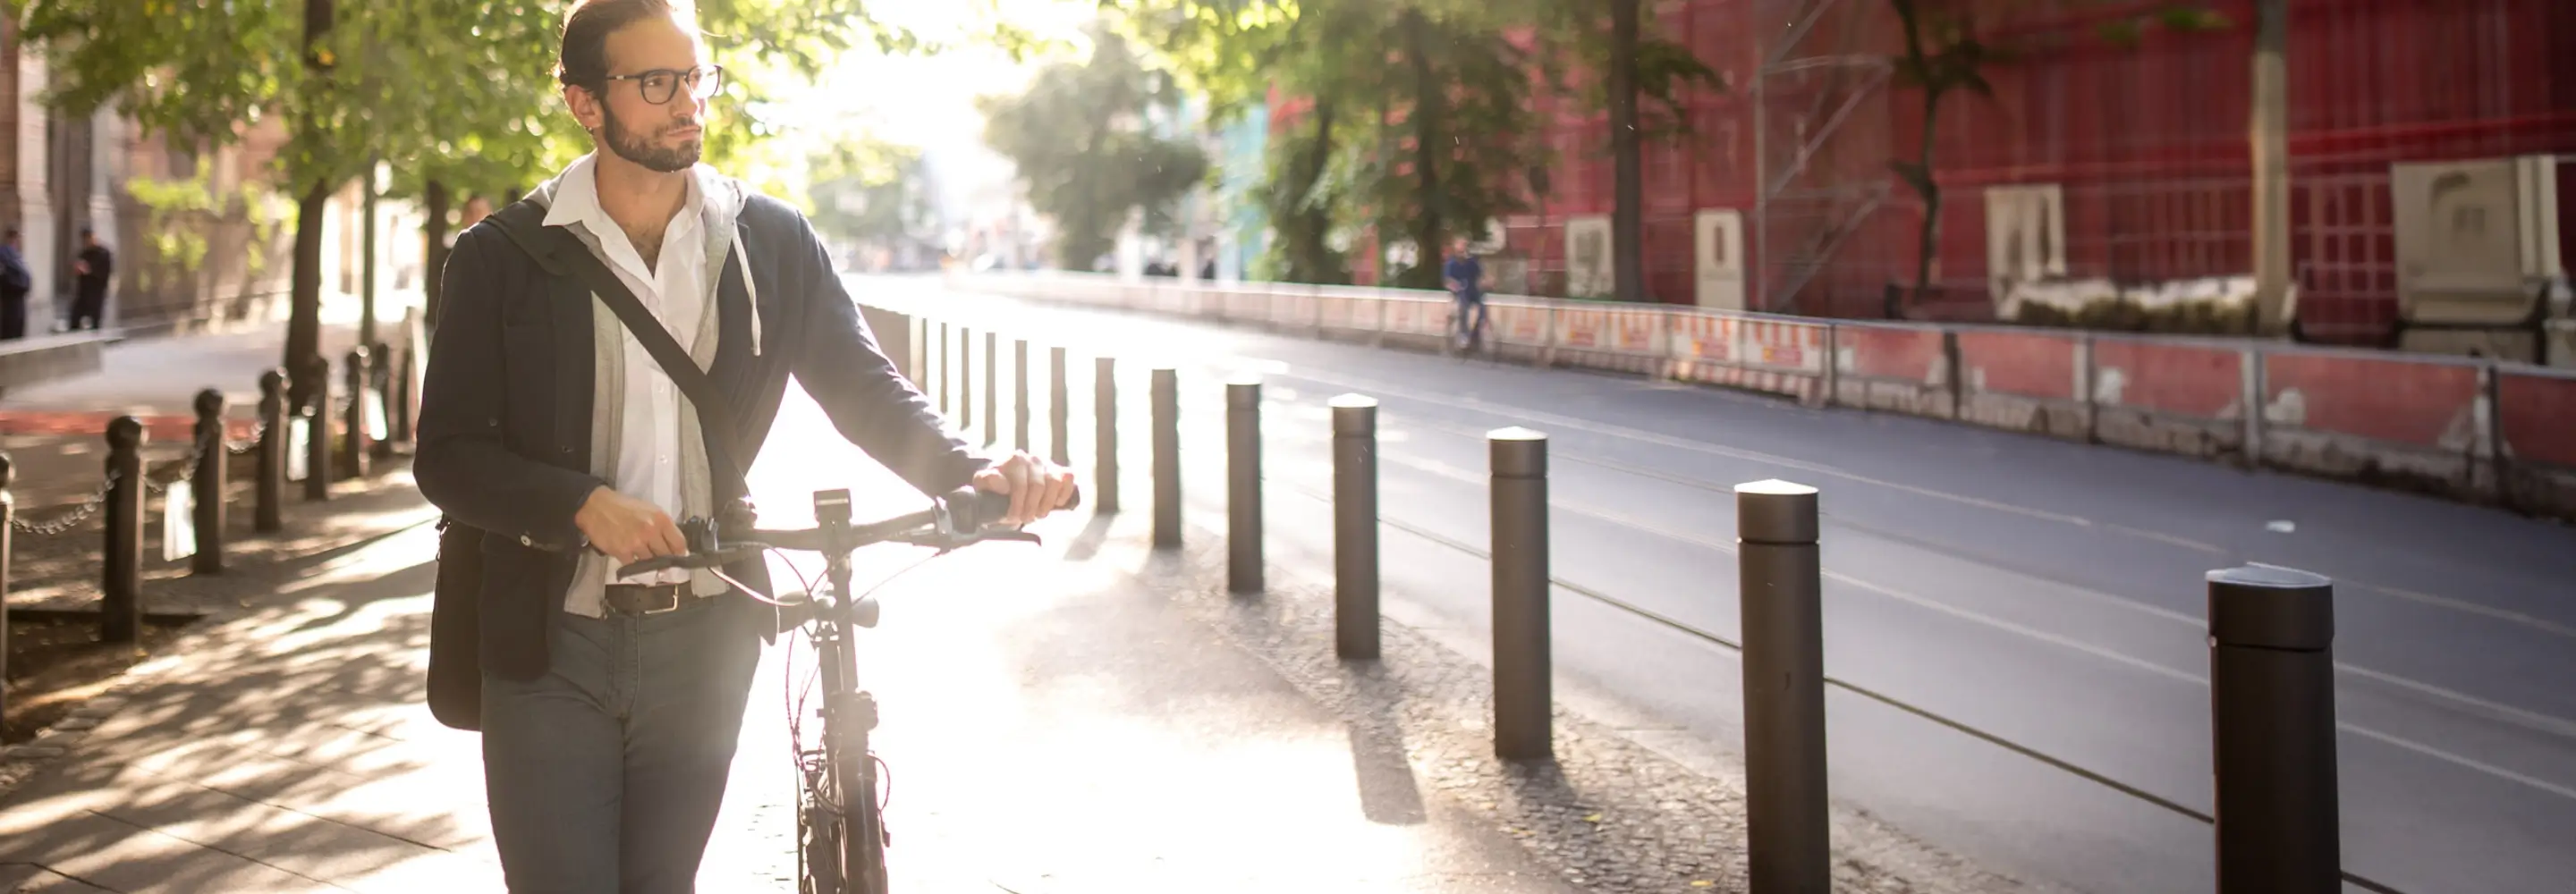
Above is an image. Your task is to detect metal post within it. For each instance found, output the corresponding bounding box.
[258,369,287,531]
[102,416,145,644]
[1049,346,1071,467]
[937,322,953,415]
[389,339,415,445]
[984,331,1001,447]
[1,451,14,723]
[305,356,333,502]
[369,341,394,460]
[1096,357,1120,514]
[910,315,928,385]
[1489,427,1551,761]
[1013,338,1032,451]
[1151,367,1181,548]
[957,326,973,428]
[1333,394,1380,661]
[343,347,371,477]
[2208,564,2340,894]
[191,388,227,574]
[1737,478,1828,894]
[1226,377,1263,594]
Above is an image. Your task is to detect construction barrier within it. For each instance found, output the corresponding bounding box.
[946,270,2576,522]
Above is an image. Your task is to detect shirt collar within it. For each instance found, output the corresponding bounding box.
[541,152,703,236]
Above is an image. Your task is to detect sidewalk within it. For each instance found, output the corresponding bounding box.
[0,479,1581,892]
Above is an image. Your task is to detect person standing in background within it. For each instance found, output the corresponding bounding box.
[69,225,114,331]
[0,228,32,340]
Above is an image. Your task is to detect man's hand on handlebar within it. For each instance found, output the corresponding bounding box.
[971,451,1078,527]
[576,485,687,565]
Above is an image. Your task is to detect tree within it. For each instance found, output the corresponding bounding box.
[1109,0,1573,289]
[1577,0,1722,302]
[808,139,935,257]
[12,0,923,393]
[979,26,1208,269]
[1885,0,2225,308]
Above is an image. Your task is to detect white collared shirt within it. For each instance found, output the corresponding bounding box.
[542,153,710,613]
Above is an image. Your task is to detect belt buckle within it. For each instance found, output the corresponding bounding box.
[614,584,686,615]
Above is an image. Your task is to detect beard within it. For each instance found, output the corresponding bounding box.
[601,104,702,173]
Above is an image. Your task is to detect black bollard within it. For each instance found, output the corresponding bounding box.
[1014,338,1032,452]
[1095,357,1120,514]
[389,330,417,446]
[1049,346,1071,467]
[937,322,952,415]
[343,347,371,478]
[1332,394,1380,661]
[1738,478,1828,894]
[257,369,287,531]
[1,451,14,722]
[1151,367,1180,548]
[369,341,394,460]
[1226,377,1264,593]
[1489,427,1551,761]
[2208,565,2341,894]
[191,388,227,574]
[957,326,974,429]
[984,331,1000,447]
[102,416,145,644]
[304,357,333,502]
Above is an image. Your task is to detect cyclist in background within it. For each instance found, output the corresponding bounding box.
[1442,236,1489,351]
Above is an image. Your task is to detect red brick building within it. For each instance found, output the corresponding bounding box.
[1483,0,2574,346]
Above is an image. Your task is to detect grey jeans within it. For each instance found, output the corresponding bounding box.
[481,596,765,893]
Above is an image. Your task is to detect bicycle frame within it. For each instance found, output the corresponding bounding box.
[622,485,1066,894]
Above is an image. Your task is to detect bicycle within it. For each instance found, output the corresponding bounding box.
[1451,297,1493,358]
[615,484,1077,894]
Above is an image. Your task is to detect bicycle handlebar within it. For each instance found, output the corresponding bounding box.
[613,485,1080,580]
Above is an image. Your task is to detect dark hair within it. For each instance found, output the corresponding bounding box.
[4,228,17,240]
[556,0,683,90]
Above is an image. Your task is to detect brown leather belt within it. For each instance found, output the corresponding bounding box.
[604,582,713,616]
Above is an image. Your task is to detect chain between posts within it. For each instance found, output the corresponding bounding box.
[7,422,267,535]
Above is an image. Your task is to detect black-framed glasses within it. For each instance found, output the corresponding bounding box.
[601,65,724,105]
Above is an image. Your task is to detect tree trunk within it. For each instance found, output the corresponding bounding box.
[1911,89,1942,311]
[2250,0,2292,335]
[287,181,331,409]
[1400,8,1444,291]
[286,0,335,409]
[1289,102,1337,283]
[421,179,451,329]
[1609,0,1646,303]
[359,160,378,347]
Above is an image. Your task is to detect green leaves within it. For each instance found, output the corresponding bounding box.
[980,24,1210,267]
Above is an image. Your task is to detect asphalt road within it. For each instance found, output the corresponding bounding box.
[881,277,2575,894]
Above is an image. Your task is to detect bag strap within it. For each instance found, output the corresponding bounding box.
[484,208,755,507]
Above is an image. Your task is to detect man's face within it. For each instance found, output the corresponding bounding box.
[572,13,710,173]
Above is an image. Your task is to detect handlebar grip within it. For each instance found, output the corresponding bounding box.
[956,483,1083,529]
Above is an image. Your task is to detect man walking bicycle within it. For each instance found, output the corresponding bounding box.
[413,2,1076,890]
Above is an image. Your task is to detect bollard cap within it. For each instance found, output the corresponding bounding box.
[1226,376,1261,407]
[1331,393,1377,434]
[1735,479,1819,544]
[260,368,287,392]
[2207,564,2334,650]
[106,415,146,449]
[195,388,227,417]
[0,449,13,488]
[1488,427,1546,477]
